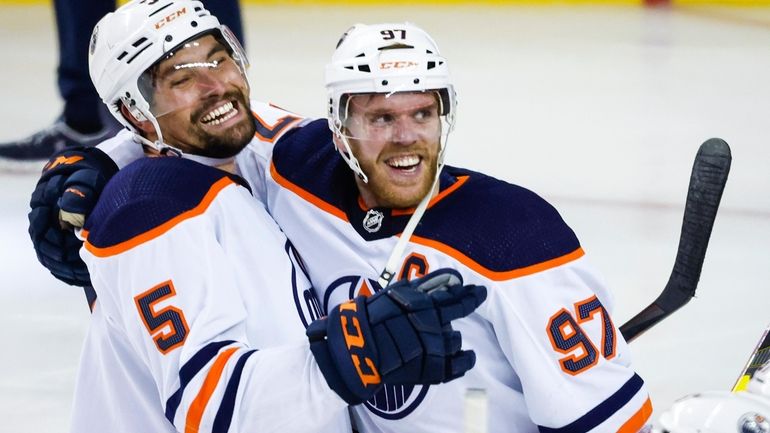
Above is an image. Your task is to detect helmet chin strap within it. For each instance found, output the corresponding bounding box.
[377,163,442,287]
[377,131,451,288]
[333,121,369,184]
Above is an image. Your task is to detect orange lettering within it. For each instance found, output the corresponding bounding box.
[339,300,381,386]
[380,61,417,70]
[45,155,84,171]
[340,316,365,349]
[352,355,381,386]
[154,7,186,29]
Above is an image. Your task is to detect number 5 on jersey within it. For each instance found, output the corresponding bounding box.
[547,295,616,376]
[134,280,190,354]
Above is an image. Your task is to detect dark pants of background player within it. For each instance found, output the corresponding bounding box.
[54,0,244,133]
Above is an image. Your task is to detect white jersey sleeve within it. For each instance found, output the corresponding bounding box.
[477,255,651,432]
[77,157,348,433]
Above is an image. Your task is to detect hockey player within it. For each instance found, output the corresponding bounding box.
[28,15,651,433]
[39,2,486,432]
[238,24,653,432]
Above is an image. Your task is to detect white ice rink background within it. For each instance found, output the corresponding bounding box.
[1,3,769,432]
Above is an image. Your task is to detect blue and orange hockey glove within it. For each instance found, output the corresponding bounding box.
[28,146,118,286]
[306,269,487,405]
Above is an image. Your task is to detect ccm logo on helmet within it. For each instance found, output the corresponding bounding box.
[154,7,187,30]
[339,301,382,387]
[380,61,418,70]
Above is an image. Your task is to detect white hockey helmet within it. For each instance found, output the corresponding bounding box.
[324,22,457,182]
[657,368,770,433]
[88,0,248,154]
[750,363,770,398]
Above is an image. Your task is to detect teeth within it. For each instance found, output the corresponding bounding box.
[387,155,420,168]
[201,101,235,124]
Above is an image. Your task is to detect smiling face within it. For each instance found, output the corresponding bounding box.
[143,34,255,158]
[339,91,442,209]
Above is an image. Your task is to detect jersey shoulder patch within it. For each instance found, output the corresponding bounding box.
[418,167,582,278]
[249,100,306,144]
[84,157,238,253]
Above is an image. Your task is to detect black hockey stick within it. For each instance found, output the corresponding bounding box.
[619,138,732,343]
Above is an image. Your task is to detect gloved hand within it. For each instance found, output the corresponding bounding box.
[306,269,487,405]
[28,146,119,286]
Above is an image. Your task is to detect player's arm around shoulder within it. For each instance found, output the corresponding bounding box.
[236,100,312,201]
[80,157,351,433]
[459,176,652,432]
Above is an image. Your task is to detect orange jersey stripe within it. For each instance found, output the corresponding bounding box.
[185,347,239,433]
[618,396,653,433]
[269,160,349,221]
[408,235,585,281]
[84,177,235,258]
[391,175,469,216]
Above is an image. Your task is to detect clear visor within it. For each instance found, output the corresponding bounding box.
[338,90,449,145]
[136,27,249,121]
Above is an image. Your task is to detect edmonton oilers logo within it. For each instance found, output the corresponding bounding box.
[739,413,770,433]
[364,384,430,419]
[363,209,384,233]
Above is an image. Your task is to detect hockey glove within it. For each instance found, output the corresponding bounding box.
[306,269,487,405]
[28,146,119,286]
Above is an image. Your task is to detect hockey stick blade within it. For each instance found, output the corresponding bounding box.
[620,138,731,343]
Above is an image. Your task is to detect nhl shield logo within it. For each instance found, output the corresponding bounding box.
[363,209,384,233]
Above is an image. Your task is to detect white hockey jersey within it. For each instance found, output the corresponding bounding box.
[97,101,652,433]
[235,106,652,433]
[74,155,350,433]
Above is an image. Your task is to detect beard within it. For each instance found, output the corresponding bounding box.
[188,90,255,159]
[357,149,439,209]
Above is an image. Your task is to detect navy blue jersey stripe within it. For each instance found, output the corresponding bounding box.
[86,158,235,249]
[538,373,645,433]
[212,349,259,432]
[165,340,236,424]
[271,120,580,273]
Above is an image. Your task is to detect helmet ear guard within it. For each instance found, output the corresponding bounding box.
[120,95,149,123]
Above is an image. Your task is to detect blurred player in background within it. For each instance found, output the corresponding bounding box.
[654,363,770,432]
[44,2,485,432]
[0,0,242,168]
[28,9,652,433]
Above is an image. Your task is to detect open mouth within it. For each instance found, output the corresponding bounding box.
[385,155,422,173]
[200,100,239,126]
